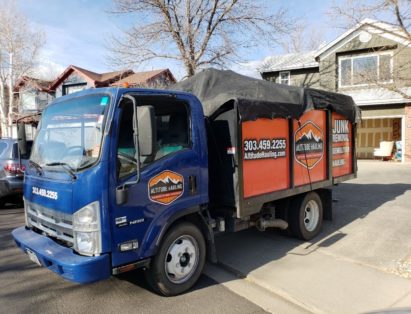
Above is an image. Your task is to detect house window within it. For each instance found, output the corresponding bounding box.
[21,92,37,111]
[63,83,87,95]
[279,71,290,85]
[339,52,393,87]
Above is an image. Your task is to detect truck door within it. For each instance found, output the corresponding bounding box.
[109,95,203,268]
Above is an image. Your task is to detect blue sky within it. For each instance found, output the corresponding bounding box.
[14,0,350,80]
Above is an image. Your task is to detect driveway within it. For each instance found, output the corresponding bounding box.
[210,160,411,314]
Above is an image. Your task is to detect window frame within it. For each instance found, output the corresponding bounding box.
[279,71,291,85]
[63,83,87,96]
[338,51,394,88]
[115,96,193,181]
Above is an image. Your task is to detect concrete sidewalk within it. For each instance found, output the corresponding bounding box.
[214,230,411,314]
[211,161,411,314]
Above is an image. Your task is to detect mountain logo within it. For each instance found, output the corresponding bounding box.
[294,121,324,169]
[148,170,184,205]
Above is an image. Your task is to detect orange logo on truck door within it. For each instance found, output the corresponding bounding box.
[294,121,324,169]
[148,170,184,205]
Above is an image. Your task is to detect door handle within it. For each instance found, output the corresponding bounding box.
[189,175,197,195]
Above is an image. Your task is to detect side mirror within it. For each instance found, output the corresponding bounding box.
[17,123,27,156]
[136,106,156,156]
[116,100,157,206]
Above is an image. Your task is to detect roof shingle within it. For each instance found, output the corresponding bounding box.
[259,51,319,73]
[112,69,176,86]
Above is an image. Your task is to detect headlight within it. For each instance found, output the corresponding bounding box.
[73,201,101,256]
[75,231,100,254]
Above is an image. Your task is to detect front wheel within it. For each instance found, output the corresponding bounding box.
[289,192,323,240]
[145,221,206,296]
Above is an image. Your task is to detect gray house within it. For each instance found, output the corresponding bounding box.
[260,19,411,162]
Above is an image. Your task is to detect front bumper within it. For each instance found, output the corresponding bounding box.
[12,226,111,284]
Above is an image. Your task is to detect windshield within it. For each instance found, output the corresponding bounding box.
[30,94,110,171]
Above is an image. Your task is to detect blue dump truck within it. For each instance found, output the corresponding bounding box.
[12,69,358,296]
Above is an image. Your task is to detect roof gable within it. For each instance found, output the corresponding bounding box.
[14,76,52,92]
[315,19,411,60]
[112,69,176,86]
[49,65,133,90]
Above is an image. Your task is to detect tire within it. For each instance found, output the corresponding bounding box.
[145,221,206,296]
[289,192,323,240]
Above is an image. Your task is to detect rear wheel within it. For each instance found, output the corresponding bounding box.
[145,221,206,296]
[289,192,323,240]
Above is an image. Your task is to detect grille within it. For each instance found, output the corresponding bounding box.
[26,201,74,245]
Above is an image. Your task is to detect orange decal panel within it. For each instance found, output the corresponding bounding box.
[148,170,184,205]
[332,113,353,177]
[242,118,290,198]
[293,110,327,186]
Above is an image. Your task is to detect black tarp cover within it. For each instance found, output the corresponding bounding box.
[172,68,358,122]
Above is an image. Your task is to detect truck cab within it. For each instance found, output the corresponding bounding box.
[13,88,210,295]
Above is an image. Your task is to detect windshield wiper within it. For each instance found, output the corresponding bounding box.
[29,160,43,176]
[45,162,77,180]
[77,158,97,170]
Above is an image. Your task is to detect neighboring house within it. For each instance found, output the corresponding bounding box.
[49,65,134,97]
[111,69,176,88]
[5,66,177,139]
[259,19,411,162]
[14,76,54,113]
[12,76,54,139]
[49,66,176,97]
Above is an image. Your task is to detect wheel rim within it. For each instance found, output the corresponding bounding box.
[304,199,320,232]
[164,235,199,284]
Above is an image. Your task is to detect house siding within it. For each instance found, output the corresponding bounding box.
[262,68,320,88]
[19,88,54,112]
[393,45,411,88]
[318,57,337,91]
[319,34,411,93]
[55,73,92,98]
[360,105,405,118]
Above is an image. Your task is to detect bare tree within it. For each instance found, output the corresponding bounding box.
[108,0,291,77]
[329,0,411,99]
[281,23,325,53]
[0,1,45,136]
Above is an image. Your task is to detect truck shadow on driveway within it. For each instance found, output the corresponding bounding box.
[117,269,217,295]
[213,182,411,276]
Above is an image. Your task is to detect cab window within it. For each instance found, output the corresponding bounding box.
[116,97,190,179]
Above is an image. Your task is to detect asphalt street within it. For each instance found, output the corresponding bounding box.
[0,206,268,314]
